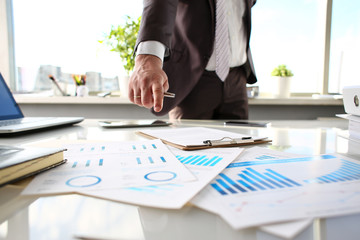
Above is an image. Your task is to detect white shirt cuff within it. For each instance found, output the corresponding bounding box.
[136,41,166,63]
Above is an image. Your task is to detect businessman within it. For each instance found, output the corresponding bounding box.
[129,0,257,119]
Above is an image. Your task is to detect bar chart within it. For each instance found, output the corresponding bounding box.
[131,143,158,151]
[304,159,360,184]
[79,145,106,152]
[135,156,167,164]
[211,155,360,196]
[68,142,160,155]
[71,158,104,168]
[211,168,302,195]
[176,154,223,167]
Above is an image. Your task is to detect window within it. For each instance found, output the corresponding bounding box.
[250,0,327,95]
[328,0,360,93]
[11,0,142,94]
[3,0,358,96]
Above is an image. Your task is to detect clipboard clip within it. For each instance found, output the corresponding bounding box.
[203,136,254,146]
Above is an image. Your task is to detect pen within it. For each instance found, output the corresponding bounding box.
[48,75,67,96]
[164,92,175,98]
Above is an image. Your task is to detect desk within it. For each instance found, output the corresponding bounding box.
[0,118,359,240]
[14,95,345,120]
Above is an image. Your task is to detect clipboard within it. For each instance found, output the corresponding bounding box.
[136,127,271,150]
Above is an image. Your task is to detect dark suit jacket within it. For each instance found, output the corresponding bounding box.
[135,0,257,116]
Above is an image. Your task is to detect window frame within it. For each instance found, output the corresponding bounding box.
[2,0,334,95]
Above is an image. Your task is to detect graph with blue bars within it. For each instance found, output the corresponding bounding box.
[136,156,167,164]
[304,159,360,184]
[211,155,360,195]
[72,159,104,168]
[176,154,223,167]
[76,143,159,153]
[132,143,158,151]
[211,168,301,195]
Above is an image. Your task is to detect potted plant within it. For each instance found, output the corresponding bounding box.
[100,16,141,96]
[271,64,294,98]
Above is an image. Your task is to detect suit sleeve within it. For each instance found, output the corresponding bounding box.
[135,0,179,56]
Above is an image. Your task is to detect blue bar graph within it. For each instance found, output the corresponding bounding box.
[72,159,104,168]
[132,143,159,151]
[227,155,337,168]
[304,159,360,184]
[211,167,302,195]
[211,155,360,195]
[256,155,277,160]
[135,156,166,164]
[217,179,237,193]
[211,183,227,195]
[176,154,223,167]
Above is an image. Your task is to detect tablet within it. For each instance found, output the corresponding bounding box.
[98,120,172,128]
[224,121,270,127]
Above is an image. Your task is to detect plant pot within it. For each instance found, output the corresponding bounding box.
[76,85,89,97]
[273,76,292,98]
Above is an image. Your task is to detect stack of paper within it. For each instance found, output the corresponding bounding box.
[22,138,243,209]
[337,114,360,141]
[192,147,360,229]
[21,126,360,232]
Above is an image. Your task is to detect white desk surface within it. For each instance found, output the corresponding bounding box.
[0,118,359,240]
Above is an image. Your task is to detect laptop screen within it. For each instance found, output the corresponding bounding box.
[0,73,24,120]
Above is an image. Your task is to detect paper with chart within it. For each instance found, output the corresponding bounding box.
[22,139,196,195]
[81,146,244,209]
[192,147,360,229]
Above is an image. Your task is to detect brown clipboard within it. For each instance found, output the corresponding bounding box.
[136,128,272,151]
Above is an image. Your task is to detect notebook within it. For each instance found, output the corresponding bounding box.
[0,73,84,134]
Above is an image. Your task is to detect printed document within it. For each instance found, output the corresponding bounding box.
[22,139,195,195]
[81,146,244,209]
[192,147,360,229]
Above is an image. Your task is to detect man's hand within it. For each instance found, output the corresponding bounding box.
[128,54,169,112]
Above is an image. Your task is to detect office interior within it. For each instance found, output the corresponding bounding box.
[0,0,360,239]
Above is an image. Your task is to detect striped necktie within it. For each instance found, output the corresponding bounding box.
[215,0,230,81]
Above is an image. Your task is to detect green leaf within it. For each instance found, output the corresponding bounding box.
[99,15,141,75]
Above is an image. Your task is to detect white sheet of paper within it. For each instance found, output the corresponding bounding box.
[139,127,266,146]
[81,147,244,209]
[259,219,313,240]
[192,147,360,229]
[22,139,195,195]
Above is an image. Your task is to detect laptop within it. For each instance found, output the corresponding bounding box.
[0,73,84,134]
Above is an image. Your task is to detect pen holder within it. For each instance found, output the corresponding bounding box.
[76,85,89,97]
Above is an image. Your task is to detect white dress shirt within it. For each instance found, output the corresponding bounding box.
[136,0,247,69]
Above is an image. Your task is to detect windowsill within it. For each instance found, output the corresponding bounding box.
[14,95,344,106]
